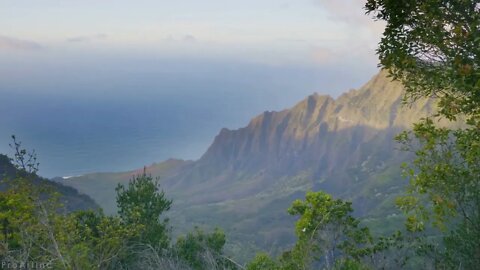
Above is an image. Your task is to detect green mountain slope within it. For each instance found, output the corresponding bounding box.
[0,154,99,212]
[60,158,193,213]
[62,71,447,260]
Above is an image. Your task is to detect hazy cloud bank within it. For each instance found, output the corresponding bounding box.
[66,33,108,43]
[0,36,43,51]
[309,0,385,66]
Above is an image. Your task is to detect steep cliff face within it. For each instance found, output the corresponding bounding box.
[201,70,429,169]
[162,71,435,206]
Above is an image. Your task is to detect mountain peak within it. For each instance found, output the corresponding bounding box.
[198,71,437,179]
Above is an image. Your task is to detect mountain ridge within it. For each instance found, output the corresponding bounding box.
[156,71,433,204]
[61,71,444,260]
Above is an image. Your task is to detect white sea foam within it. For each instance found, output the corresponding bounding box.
[62,175,80,180]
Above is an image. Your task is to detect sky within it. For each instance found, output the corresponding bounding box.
[0,0,383,71]
[0,0,386,177]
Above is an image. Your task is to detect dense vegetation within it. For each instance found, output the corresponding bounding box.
[0,141,239,269]
[1,1,479,269]
[0,138,98,212]
[246,1,479,268]
[0,140,422,269]
[367,0,480,268]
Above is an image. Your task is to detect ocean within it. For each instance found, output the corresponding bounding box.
[0,57,375,178]
[0,87,267,178]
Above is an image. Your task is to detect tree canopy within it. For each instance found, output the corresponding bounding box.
[116,171,172,248]
[366,0,480,120]
[366,1,480,268]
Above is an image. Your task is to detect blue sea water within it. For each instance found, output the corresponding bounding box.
[0,56,376,178]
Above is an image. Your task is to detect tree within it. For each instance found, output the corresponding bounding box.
[115,171,172,249]
[281,191,372,270]
[365,0,480,121]
[2,138,250,269]
[366,1,480,268]
[8,135,39,176]
[175,227,239,270]
[0,136,69,269]
[246,252,279,270]
[396,119,480,268]
[66,210,139,269]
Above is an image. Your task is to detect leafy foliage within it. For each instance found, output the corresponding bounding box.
[285,191,368,269]
[396,119,480,268]
[116,171,172,248]
[246,253,279,270]
[68,210,139,269]
[245,191,415,270]
[367,0,480,268]
[175,227,239,270]
[1,138,242,269]
[8,135,39,175]
[0,139,98,212]
[366,0,480,121]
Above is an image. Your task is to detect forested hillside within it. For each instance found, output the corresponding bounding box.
[0,153,98,212]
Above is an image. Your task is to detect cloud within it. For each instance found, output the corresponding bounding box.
[66,33,108,43]
[314,0,384,33]
[310,42,379,66]
[315,0,368,22]
[0,36,43,51]
[182,34,197,43]
[311,47,336,63]
[310,0,385,66]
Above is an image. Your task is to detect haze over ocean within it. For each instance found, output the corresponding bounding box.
[0,54,377,178]
[0,0,383,177]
